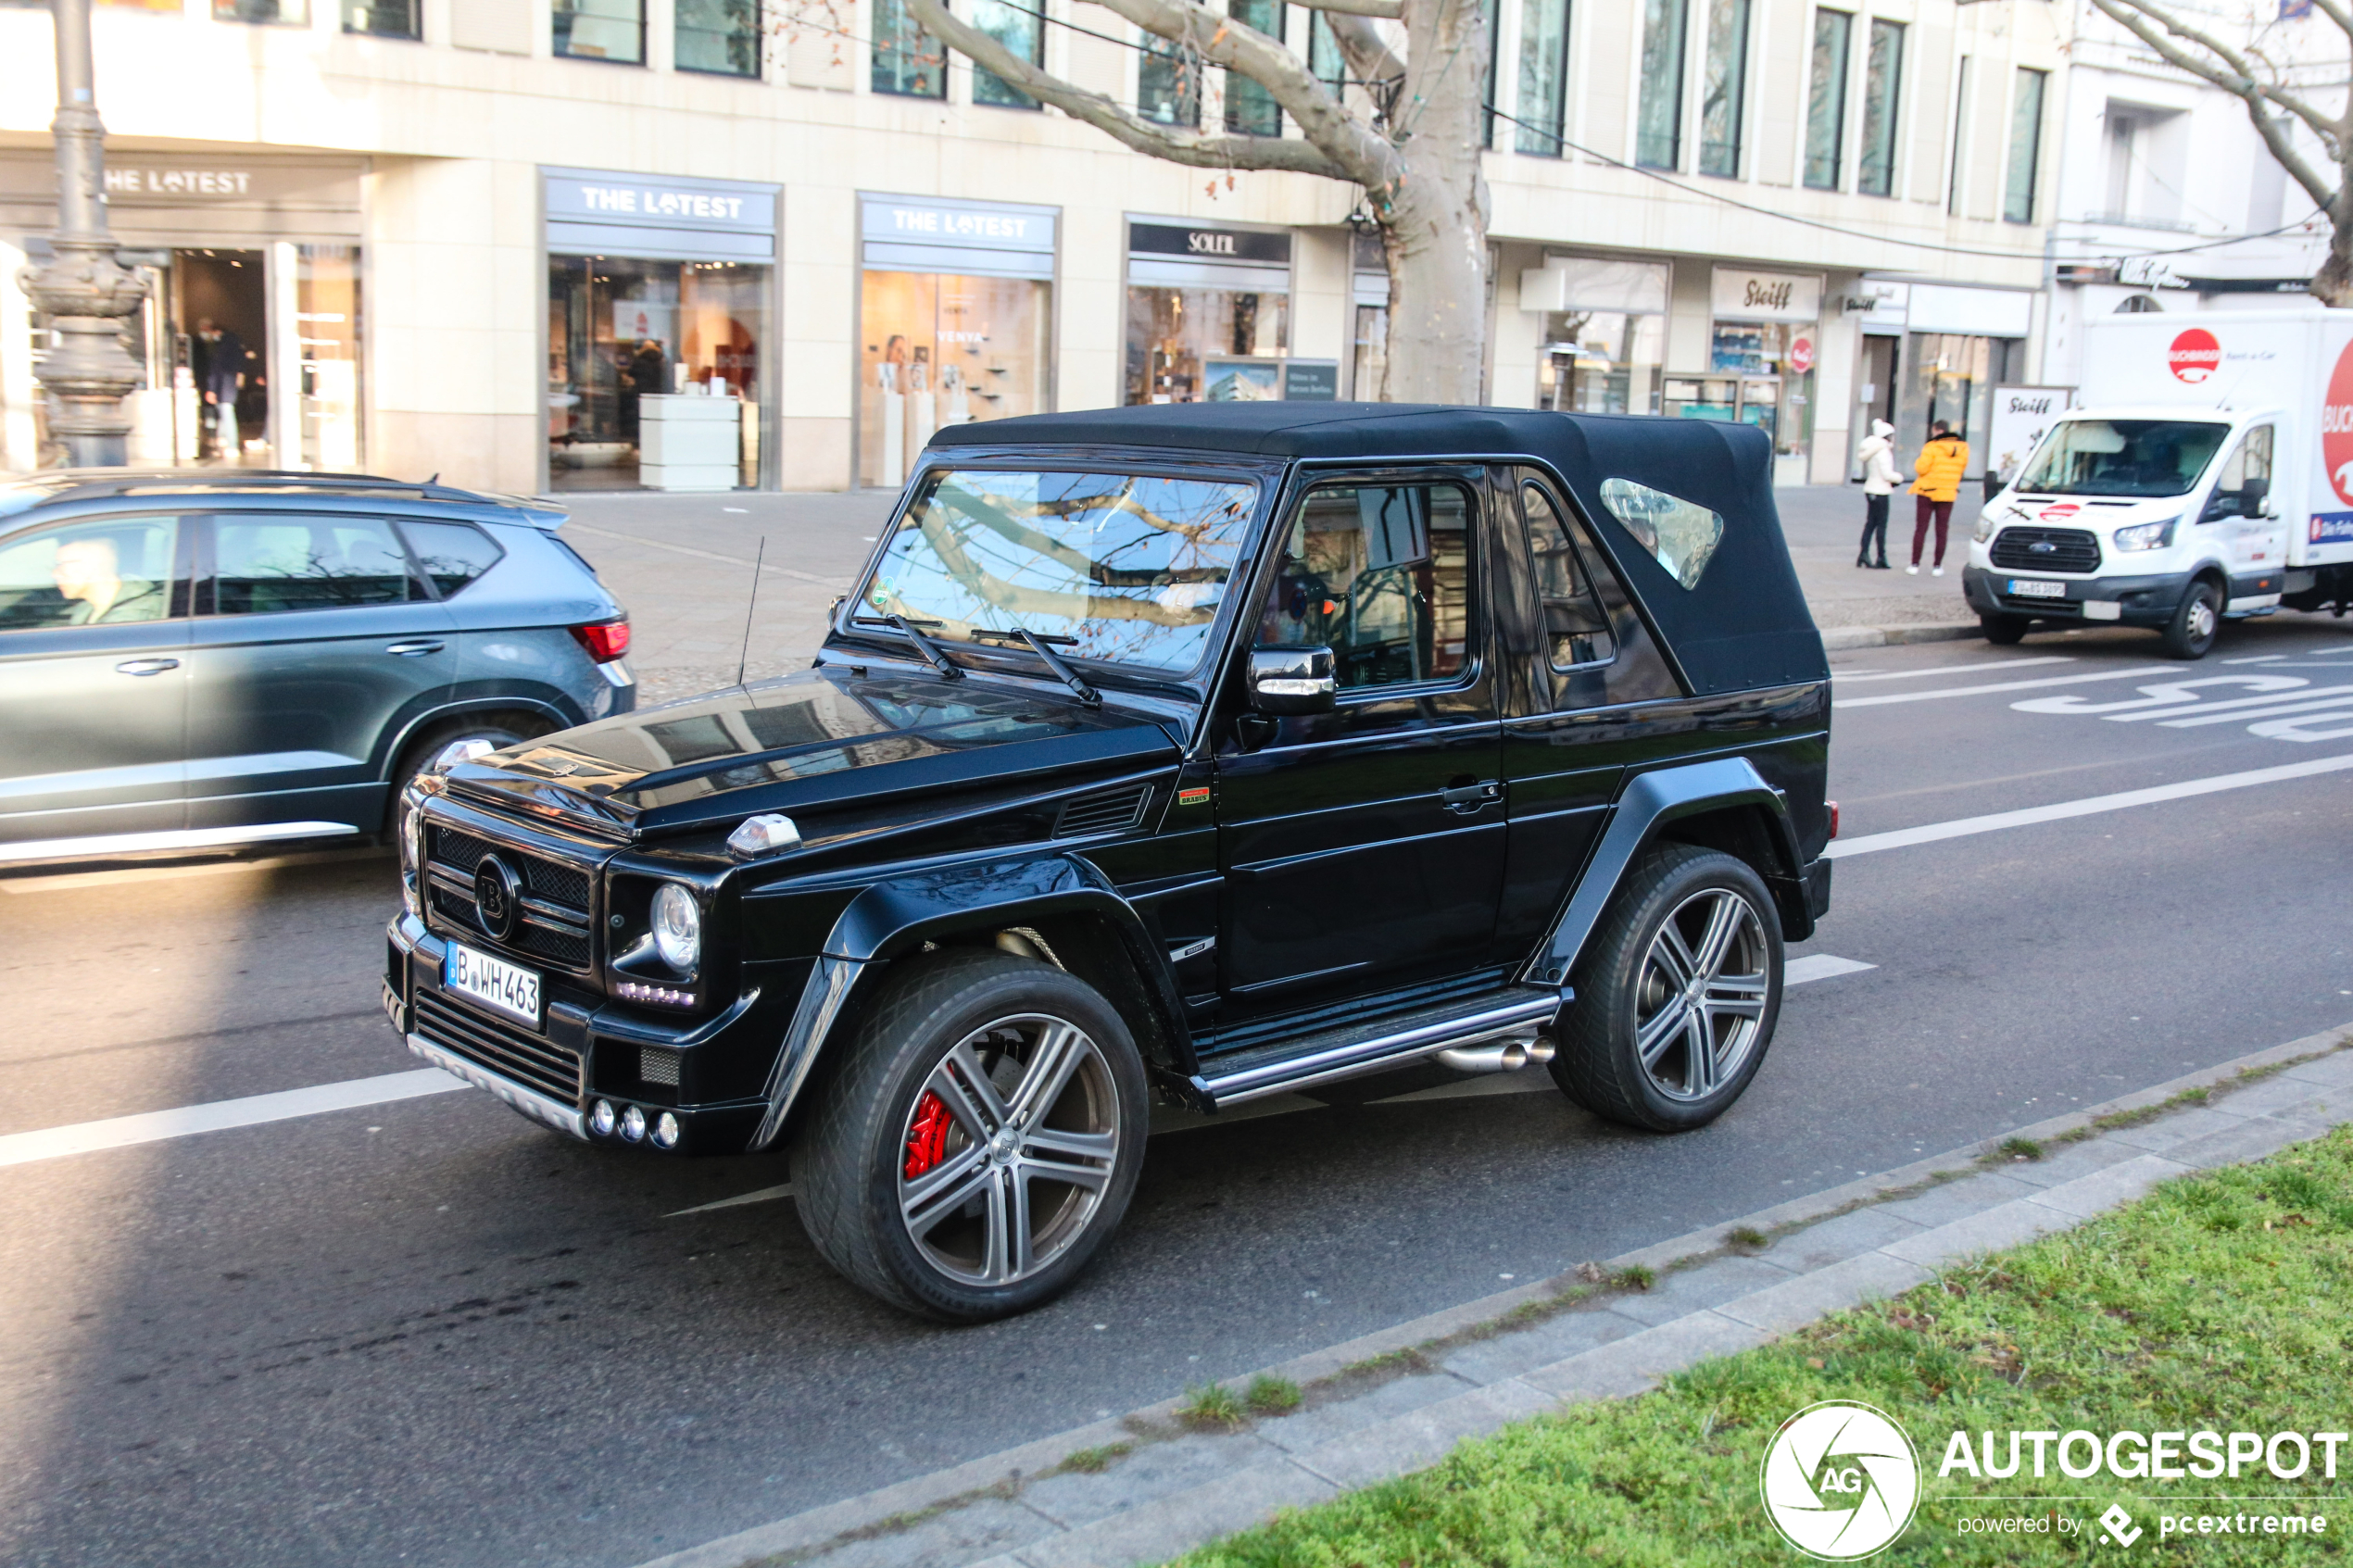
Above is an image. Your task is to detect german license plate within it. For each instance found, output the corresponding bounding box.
[445,941,542,1029]
[2007,578,2067,598]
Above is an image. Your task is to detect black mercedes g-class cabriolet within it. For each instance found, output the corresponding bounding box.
[384,403,1832,1321]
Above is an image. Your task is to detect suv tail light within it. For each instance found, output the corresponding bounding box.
[570,616,631,662]
[1827,800,1840,839]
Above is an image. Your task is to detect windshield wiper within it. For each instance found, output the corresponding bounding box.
[975,626,1101,709]
[851,614,963,681]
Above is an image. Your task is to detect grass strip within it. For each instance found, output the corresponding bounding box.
[1171,1125,2353,1566]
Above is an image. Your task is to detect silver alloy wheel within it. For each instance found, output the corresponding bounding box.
[2187,594,2218,641]
[1631,887,1770,1102]
[897,1013,1120,1286]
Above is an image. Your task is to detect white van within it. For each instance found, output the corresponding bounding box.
[1962,309,2353,658]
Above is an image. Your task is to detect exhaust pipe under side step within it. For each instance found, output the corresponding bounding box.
[1432,1032,1556,1073]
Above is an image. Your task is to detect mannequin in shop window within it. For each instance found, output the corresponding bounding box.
[878,334,909,394]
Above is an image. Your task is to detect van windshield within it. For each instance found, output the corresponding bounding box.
[2015,419,2230,498]
[856,469,1259,675]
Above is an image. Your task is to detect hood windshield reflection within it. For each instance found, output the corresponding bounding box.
[859,470,1258,674]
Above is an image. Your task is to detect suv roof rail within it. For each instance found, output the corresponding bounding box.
[6,468,559,515]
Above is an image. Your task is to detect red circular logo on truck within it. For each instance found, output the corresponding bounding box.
[2168,329,2221,383]
[2324,339,2353,505]
[1789,336,1816,374]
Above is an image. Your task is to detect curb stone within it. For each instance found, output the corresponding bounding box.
[1819,621,1982,651]
[636,1022,2350,1568]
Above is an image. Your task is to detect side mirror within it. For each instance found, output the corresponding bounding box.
[1247,646,1337,715]
[2244,476,2271,515]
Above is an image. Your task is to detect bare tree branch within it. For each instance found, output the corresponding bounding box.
[899,0,1360,178]
[1317,10,1406,89]
[2089,0,2341,205]
[1086,0,1402,186]
[1287,0,1403,17]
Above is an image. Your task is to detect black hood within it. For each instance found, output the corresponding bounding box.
[446,668,1180,836]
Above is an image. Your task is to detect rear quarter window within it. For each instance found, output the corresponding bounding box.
[399,520,507,598]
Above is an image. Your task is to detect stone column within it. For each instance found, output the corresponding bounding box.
[18,0,147,470]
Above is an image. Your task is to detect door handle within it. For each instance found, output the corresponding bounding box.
[385,639,446,657]
[114,658,181,676]
[1441,779,1503,814]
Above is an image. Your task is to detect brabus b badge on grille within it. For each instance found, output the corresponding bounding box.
[473,855,522,942]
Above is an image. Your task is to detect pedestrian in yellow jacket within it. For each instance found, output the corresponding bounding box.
[1909,422,1969,575]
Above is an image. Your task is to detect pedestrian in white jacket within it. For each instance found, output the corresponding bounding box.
[1856,419,1901,569]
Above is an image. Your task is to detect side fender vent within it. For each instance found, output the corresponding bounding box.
[1055,784,1151,838]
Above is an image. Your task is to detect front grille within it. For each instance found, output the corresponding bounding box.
[1056,784,1151,837]
[2002,595,2080,615]
[429,824,593,914]
[1990,527,2103,574]
[414,990,583,1106]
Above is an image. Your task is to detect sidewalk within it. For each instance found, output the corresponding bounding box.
[557,482,1981,706]
[635,1023,2351,1568]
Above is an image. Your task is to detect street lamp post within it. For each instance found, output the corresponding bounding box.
[19,0,147,470]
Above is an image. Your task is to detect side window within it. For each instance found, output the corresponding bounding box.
[1255,480,1474,691]
[1521,484,1616,670]
[2202,426,2274,522]
[210,513,414,615]
[0,516,178,633]
[398,520,506,597]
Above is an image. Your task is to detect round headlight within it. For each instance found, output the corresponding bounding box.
[589,1099,617,1137]
[651,883,702,972]
[620,1105,648,1143]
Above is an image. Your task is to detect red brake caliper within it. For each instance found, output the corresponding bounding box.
[904,1090,952,1180]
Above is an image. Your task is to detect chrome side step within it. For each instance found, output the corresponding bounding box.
[1199,994,1564,1108]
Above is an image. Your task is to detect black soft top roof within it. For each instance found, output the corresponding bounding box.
[929,403,1824,697]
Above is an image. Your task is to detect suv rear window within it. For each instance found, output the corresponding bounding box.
[399,520,506,598]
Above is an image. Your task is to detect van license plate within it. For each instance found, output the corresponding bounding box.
[2007,578,2067,598]
[445,941,543,1029]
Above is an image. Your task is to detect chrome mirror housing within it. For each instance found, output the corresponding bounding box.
[1247,646,1337,715]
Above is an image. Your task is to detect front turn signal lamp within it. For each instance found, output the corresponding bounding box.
[727,813,801,858]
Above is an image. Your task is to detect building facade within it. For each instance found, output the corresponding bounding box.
[0,0,2064,493]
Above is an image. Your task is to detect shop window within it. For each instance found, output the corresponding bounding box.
[861,270,1052,486]
[555,0,646,62]
[1126,287,1289,404]
[972,0,1044,107]
[677,0,762,76]
[296,245,365,472]
[1857,19,1902,196]
[1701,320,1814,463]
[873,0,947,96]
[1139,15,1201,126]
[1696,0,1745,177]
[1538,310,1663,414]
[2005,67,2047,223]
[1515,0,1570,156]
[1803,7,1850,190]
[1226,0,1283,135]
[215,0,308,19]
[342,0,418,34]
[548,256,769,491]
[1635,0,1686,169]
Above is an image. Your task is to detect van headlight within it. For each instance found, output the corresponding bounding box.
[1974,511,2003,544]
[651,883,702,972]
[2114,519,2178,552]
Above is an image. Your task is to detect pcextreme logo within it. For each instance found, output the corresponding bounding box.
[1761,1401,1922,1560]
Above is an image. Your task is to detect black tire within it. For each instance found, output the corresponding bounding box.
[383,712,554,835]
[1980,614,2031,646]
[2160,578,2222,659]
[792,949,1149,1323]
[1549,844,1784,1133]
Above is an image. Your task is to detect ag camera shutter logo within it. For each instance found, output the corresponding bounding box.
[1760,1400,1921,1559]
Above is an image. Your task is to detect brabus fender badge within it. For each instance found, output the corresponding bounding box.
[1177,786,1212,805]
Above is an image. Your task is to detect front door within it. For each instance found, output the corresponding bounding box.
[0,513,192,850]
[184,510,456,834]
[1214,470,1505,1024]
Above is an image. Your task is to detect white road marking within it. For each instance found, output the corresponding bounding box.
[0,1069,464,1169]
[2158,691,2353,728]
[1836,666,2179,709]
[669,1184,794,1217]
[1785,953,1878,984]
[1826,752,2353,859]
[1832,656,2071,684]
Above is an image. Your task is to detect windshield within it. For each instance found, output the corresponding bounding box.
[857,469,1259,675]
[2015,419,2230,498]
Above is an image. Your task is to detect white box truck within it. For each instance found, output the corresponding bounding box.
[1963,307,2353,658]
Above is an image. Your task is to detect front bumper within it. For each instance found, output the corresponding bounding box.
[384,910,786,1155]
[1962,563,2192,626]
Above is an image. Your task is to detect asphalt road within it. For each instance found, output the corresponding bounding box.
[6,613,2353,1568]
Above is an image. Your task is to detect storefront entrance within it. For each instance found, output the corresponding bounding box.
[858,195,1056,488]
[542,169,779,492]
[1124,220,1293,405]
[1703,268,1824,483]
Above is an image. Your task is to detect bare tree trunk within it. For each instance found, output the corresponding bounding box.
[1375,0,1490,403]
[2318,196,2353,307]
